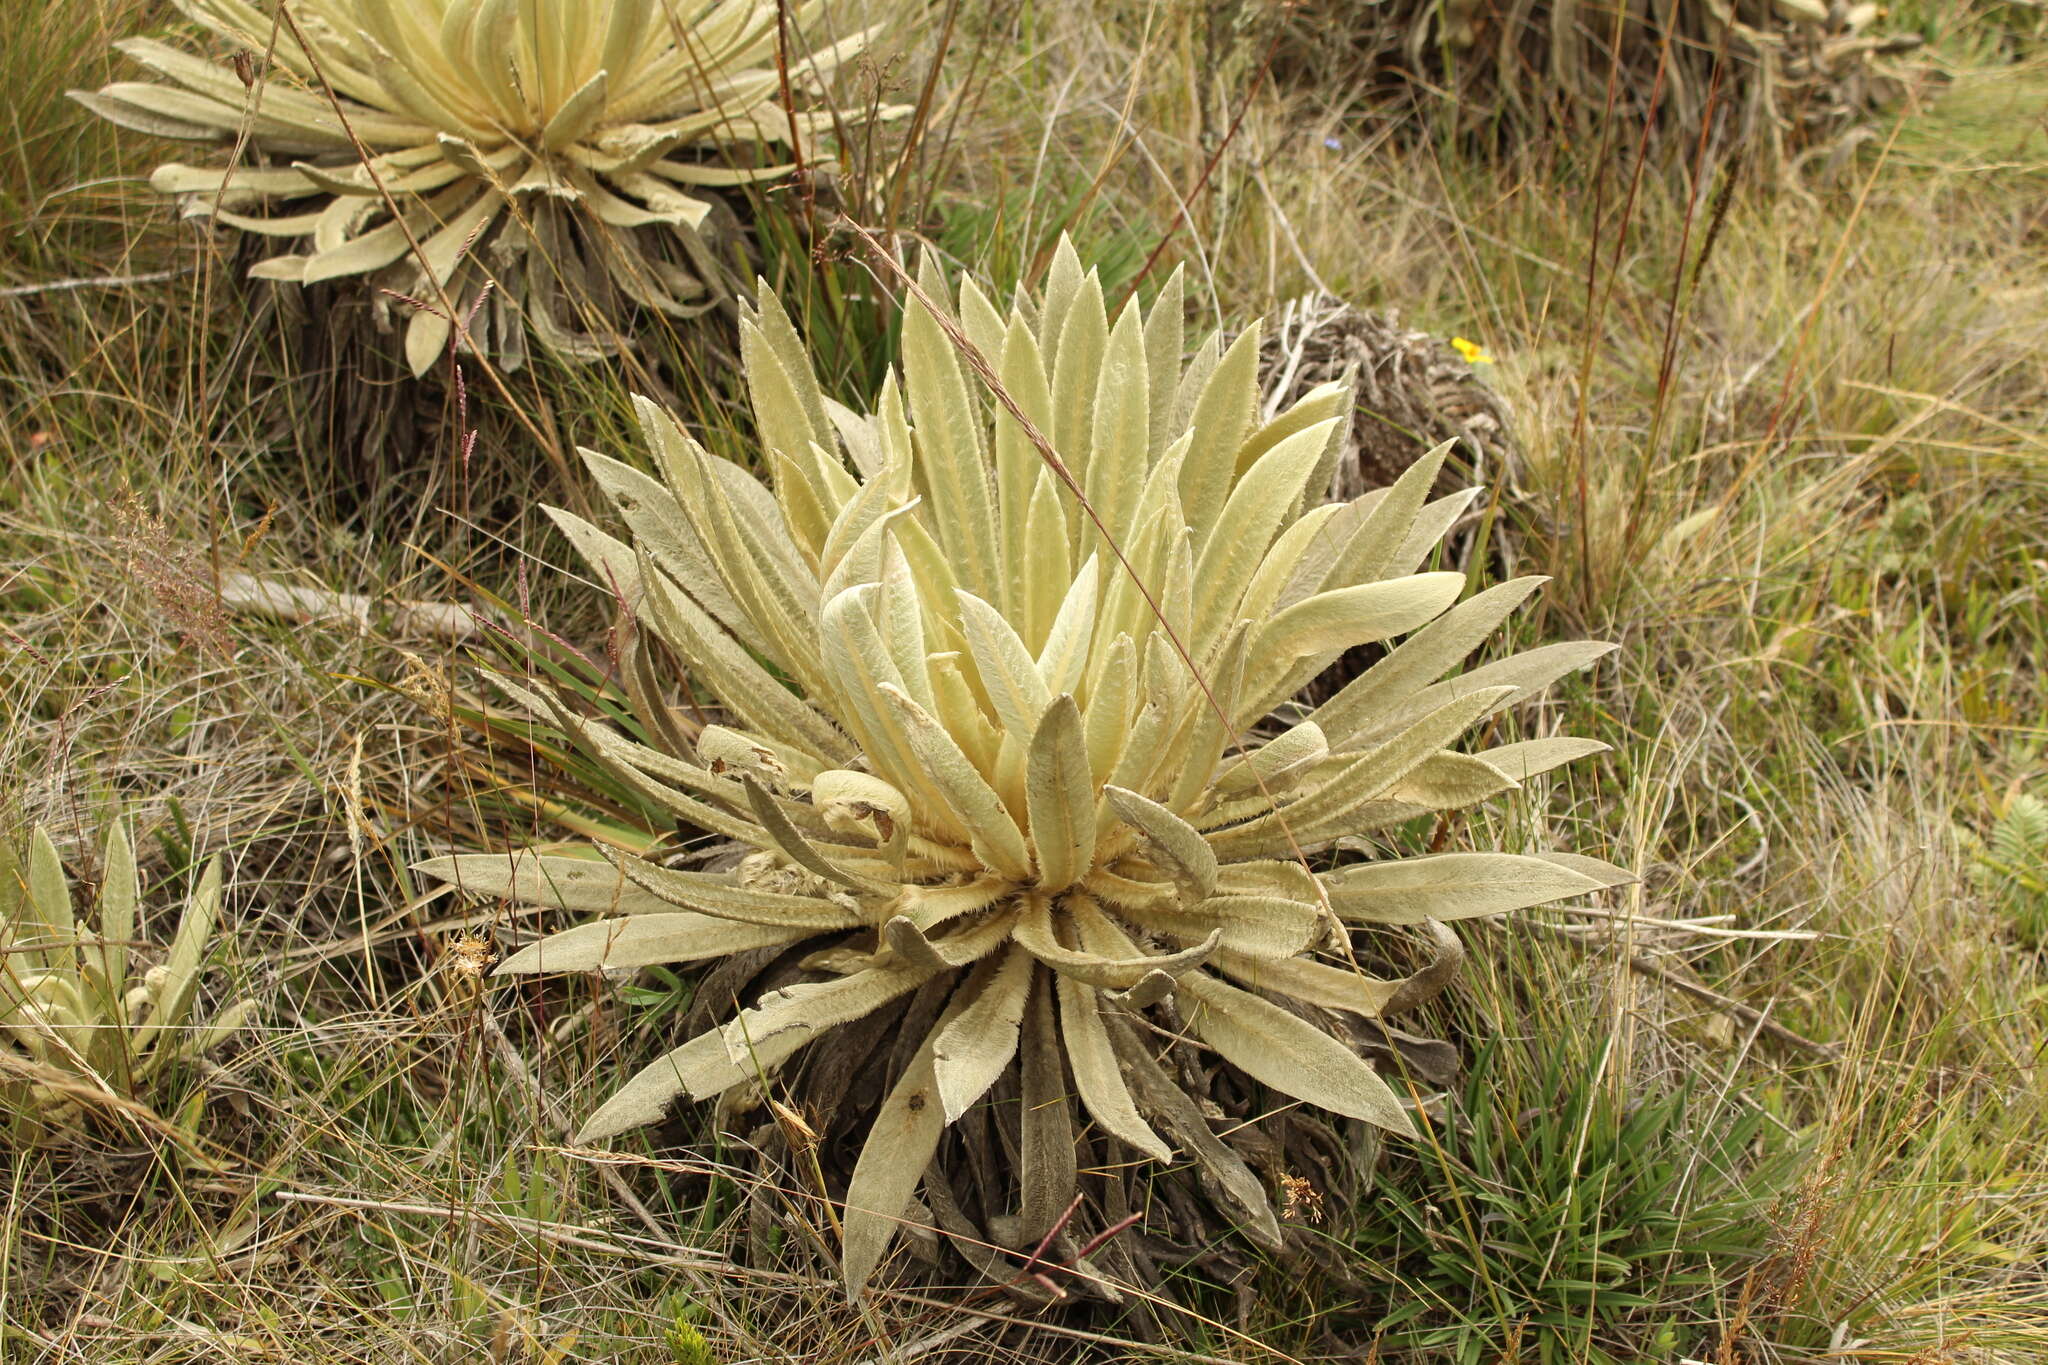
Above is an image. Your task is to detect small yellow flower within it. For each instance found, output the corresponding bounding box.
[1451,336,1495,365]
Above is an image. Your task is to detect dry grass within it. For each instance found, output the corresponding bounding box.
[4,1,2047,1361]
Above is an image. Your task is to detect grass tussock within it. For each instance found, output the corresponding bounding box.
[5,0,2047,1361]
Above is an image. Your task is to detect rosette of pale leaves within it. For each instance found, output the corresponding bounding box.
[422,241,1625,1294]
[1,823,252,1125]
[75,0,898,375]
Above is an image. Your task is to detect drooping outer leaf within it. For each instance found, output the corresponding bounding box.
[419,852,667,916]
[1320,852,1622,923]
[1133,892,1320,960]
[723,954,954,1064]
[1534,851,1639,888]
[1474,736,1613,781]
[1178,971,1416,1136]
[1209,948,1405,1018]
[741,773,875,892]
[576,951,959,1143]
[931,943,1035,1121]
[575,1025,807,1144]
[1016,969,1079,1244]
[495,913,816,974]
[842,1016,950,1296]
[1384,752,1520,810]
[607,853,868,929]
[1057,973,1171,1160]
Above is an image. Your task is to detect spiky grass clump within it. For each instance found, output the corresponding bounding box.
[423,240,1625,1295]
[1,821,251,1134]
[75,0,901,375]
[1366,1038,1782,1364]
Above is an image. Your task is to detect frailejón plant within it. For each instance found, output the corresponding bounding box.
[422,240,1625,1293]
[1,821,252,1124]
[75,0,899,375]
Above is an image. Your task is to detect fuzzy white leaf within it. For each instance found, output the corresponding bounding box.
[931,945,1034,1121]
[1180,971,1415,1135]
[1056,975,1172,1161]
[496,913,813,974]
[1025,695,1095,892]
[1320,853,1612,924]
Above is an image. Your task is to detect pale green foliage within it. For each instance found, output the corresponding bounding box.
[0,821,252,1124]
[1965,791,2048,948]
[1985,793,2048,876]
[74,0,902,374]
[421,239,1623,1294]
[661,1295,717,1365]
